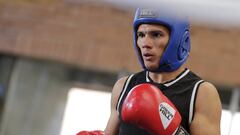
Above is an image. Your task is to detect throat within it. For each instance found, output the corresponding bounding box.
[148,67,185,84]
[148,72,169,84]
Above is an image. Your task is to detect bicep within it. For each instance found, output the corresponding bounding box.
[190,112,221,135]
[105,77,128,135]
[105,109,120,135]
[190,82,222,135]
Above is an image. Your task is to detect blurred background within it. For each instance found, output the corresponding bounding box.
[0,0,239,135]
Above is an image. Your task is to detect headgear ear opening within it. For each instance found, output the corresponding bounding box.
[178,31,190,61]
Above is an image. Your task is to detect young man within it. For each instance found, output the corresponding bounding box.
[104,8,222,135]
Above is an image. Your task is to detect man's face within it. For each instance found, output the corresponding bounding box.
[137,24,170,71]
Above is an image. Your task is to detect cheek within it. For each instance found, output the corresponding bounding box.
[155,43,166,54]
[136,40,143,53]
[155,42,168,59]
[137,39,142,48]
[157,40,168,51]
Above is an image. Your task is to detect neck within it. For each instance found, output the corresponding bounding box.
[148,67,185,84]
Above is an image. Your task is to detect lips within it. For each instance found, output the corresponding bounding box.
[143,52,154,61]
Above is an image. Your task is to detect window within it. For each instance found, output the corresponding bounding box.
[60,87,111,135]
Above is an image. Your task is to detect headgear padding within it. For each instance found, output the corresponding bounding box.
[133,8,190,72]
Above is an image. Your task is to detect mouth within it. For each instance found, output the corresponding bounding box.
[143,53,154,61]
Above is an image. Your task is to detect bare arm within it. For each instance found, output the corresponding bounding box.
[104,76,128,135]
[190,82,222,135]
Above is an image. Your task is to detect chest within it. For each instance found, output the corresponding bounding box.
[116,71,202,134]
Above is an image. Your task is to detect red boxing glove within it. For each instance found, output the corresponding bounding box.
[121,83,189,135]
[76,130,104,135]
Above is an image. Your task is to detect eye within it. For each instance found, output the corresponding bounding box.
[137,32,145,38]
[151,31,163,38]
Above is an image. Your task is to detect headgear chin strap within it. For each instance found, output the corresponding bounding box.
[133,8,190,72]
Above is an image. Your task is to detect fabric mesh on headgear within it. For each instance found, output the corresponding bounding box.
[133,8,190,72]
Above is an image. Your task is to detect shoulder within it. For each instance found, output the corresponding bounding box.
[197,82,221,105]
[111,71,145,107]
[196,81,222,112]
[190,81,222,134]
[112,70,145,93]
[111,76,131,108]
[112,76,129,96]
[105,76,131,134]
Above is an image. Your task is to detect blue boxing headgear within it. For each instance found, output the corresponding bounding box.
[133,8,190,72]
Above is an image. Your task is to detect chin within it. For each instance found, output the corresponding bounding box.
[145,65,158,71]
[144,61,159,70]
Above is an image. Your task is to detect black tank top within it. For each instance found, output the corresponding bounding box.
[116,69,204,135]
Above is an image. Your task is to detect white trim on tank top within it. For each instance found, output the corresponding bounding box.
[117,74,134,115]
[146,69,190,87]
[188,80,204,124]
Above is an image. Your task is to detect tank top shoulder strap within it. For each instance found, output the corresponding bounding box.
[188,79,205,124]
[116,74,134,115]
[116,71,146,115]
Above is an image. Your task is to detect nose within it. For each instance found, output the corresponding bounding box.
[138,35,153,49]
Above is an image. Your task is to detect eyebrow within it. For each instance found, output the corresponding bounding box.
[137,30,164,34]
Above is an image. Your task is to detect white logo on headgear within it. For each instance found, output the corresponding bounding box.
[139,9,158,18]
